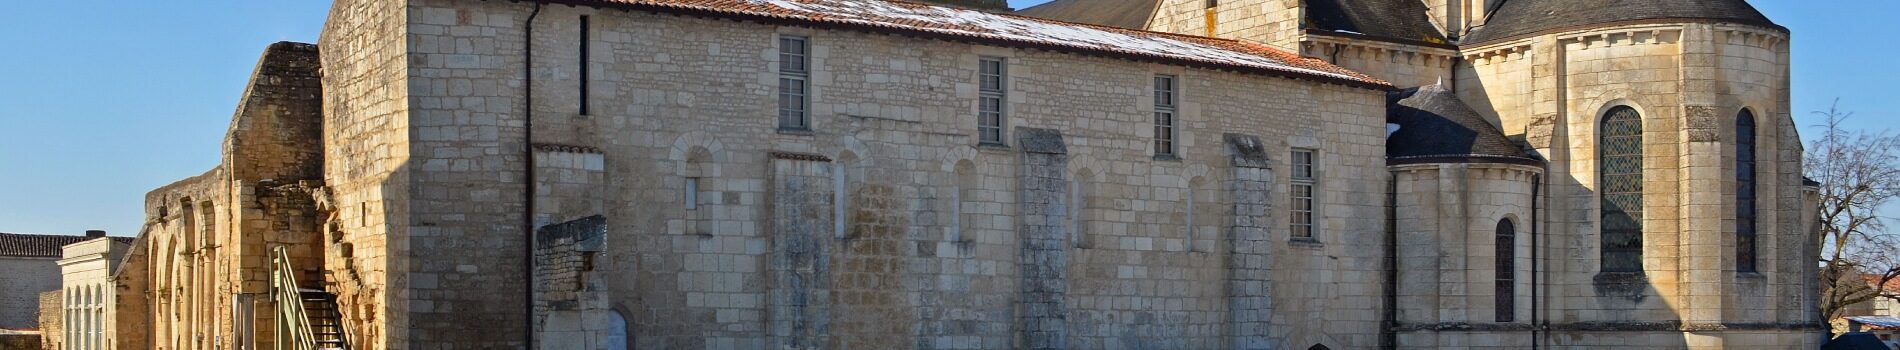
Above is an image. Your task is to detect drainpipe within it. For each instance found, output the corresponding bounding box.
[522,3,543,349]
[1531,172,1543,349]
[1382,172,1399,349]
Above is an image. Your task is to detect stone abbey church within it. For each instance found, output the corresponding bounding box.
[92,0,1818,349]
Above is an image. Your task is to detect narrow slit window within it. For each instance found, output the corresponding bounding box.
[1736,110,1758,273]
[834,162,847,239]
[1069,177,1083,248]
[1291,149,1316,239]
[778,36,810,130]
[978,57,1007,145]
[685,178,700,211]
[1186,181,1197,251]
[951,185,964,242]
[1154,75,1178,157]
[1496,219,1516,322]
[579,15,590,115]
[1599,106,1645,273]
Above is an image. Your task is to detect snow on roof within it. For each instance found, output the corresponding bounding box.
[560,0,1390,88]
[1849,316,1900,330]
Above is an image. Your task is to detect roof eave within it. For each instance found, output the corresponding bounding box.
[1462,17,1787,47]
[1387,155,1546,167]
[526,0,1393,91]
[1304,29,1460,50]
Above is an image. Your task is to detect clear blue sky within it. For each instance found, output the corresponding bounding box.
[0,1,1890,237]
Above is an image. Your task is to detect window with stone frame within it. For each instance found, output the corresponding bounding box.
[1496,219,1516,322]
[978,57,1007,145]
[1154,74,1178,157]
[1290,149,1316,239]
[778,35,811,130]
[1599,106,1645,273]
[1736,109,1759,273]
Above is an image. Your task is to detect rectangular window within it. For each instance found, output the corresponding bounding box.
[778,36,810,130]
[1291,149,1316,239]
[978,57,1007,145]
[1154,75,1178,157]
[579,15,590,115]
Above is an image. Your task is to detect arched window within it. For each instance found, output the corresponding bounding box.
[1736,110,1758,273]
[1600,106,1645,273]
[1496,219,1516,322]
[607,309,630,350]
[953,161,977,243]
[1070,169,1094,248]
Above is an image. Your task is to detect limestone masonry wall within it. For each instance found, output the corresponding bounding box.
[319,0,412,346]
[395,1,1389,348]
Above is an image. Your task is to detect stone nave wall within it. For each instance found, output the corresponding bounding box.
[396,1,1390,349]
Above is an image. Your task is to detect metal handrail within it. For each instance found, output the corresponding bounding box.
[271,246,317,350]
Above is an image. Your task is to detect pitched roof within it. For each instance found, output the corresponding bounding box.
[0,233,131,258]
[547,0,1389,89]
[1385,84,1539,165]
[1014,0,1160,30]
[1304,0,1448,45]
[1463,0,1781,45]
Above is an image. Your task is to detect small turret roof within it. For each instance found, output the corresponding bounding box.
[1386,84,1540,166]
[1464,0,1781,45]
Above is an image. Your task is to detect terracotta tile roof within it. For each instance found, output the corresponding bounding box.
[1865,275,1900,293]
[542,0,1391,89]
[0,233,130,258]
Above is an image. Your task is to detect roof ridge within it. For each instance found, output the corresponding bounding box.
[822,0,1267,46]
[543,0,1388,88]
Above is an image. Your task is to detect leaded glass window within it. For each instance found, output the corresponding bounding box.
[1600,106,1644,273]
[1737,110,1758,273]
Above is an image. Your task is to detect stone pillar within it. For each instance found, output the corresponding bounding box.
[1016,128,1069,350]
[769,152,836,350]
[1678,23,1727,328]
[1222,134,1275,349]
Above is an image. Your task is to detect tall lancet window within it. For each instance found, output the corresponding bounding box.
[1600,106,1645,273]
[1496,219,1516,322]
[1736,110,1759,273]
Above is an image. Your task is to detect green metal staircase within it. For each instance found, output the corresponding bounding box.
[272,247,351,350]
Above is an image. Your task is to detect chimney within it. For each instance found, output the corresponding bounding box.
[86,230,106,238]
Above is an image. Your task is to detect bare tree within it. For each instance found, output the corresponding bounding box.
[1810,100,1900,333]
